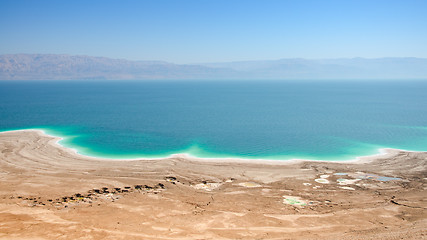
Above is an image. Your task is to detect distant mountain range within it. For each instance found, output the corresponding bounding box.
[1,54,426,80]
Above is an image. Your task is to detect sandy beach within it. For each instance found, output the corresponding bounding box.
[0,130,426,239]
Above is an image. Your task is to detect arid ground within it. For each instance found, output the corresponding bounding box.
[0,130,426,239]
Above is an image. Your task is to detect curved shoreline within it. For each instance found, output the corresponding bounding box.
[1,128,423,165]
[1,127,426,239]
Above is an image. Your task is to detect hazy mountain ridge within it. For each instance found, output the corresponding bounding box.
[201,57,427,79]
[1,54,426,80]
[0,54,236,80]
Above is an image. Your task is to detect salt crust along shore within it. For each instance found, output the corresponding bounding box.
[0,129,417,164]
[0,129,426,239]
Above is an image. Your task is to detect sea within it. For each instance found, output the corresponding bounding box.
[0,80,426,161]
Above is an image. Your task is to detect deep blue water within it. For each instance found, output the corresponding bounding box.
[1,80,426,160]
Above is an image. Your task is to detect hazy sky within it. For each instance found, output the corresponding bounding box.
[1,0,426,63]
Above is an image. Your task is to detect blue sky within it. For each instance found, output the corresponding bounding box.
[1,0,426,63]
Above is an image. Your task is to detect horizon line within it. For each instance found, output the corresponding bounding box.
[1,53,427,65]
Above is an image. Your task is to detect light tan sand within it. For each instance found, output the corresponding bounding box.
[0,130,426,239]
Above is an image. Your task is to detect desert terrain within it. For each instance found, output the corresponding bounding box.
[0,130,426,239]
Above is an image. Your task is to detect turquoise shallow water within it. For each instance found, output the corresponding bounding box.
[1,80,426,161]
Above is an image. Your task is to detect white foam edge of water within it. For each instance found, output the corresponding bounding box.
[1,129,425,165]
